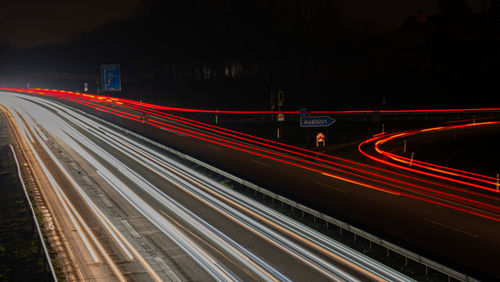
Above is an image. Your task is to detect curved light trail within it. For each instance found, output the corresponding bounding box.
[6,88,499,224]
[4,87,500,115]
[0,89,418,280]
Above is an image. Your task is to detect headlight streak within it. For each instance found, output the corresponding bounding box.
[92,121,411,281]
[35,92,412,281]
[5,88,497,275]
[66,126,294,281]
[22,95,284,281]
[15,89,500,222]
[95,170,238,282]
[65,113,361,281]
[3,96,138,281]
[12,94,242,281]
[1,98,101,264]
[9,91,413,280]
[22,112,135,262]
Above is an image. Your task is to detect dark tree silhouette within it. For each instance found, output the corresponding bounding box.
[437,0,469,15]
[490,0,500,22]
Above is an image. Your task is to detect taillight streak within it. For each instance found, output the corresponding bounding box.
[49,95,500,215]
[5,88,500,221]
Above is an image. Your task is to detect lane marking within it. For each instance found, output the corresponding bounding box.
[250,159,270,167]
[98,193,114,208]
[121,220,141,239]
[154,257,181,282]
[82,175,93,186]
[322,172,400,196]
[207,144,220,151]
[69,161,79,170]
[316,182,347,193]
[425,219,479,238]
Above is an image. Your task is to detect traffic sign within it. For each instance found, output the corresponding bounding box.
[300,107,307,117]
[277,90,285,107]
[316,132,325,147]
[316,132,325,142]
[101,64,121,91]
[277,112,285,122]
[300,116,335,127]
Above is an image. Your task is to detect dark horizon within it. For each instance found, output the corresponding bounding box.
[1,0,500,111]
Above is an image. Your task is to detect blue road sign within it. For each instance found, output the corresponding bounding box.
[299,107,307,117]
[101,64,121,91]
[300,116,335,127]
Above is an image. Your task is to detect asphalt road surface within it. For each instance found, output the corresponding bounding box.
[21,89,499,280]
[0,90,412,281]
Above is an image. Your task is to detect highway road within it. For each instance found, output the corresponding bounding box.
[0,90,413,281]
[8,88,498,280]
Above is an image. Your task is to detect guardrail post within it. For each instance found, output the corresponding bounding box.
[353,234,357,241]
[386,248,390,258]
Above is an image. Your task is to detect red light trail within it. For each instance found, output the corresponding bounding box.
[2,88,499,222]
[359,122,500,193]
[4,87,500,115]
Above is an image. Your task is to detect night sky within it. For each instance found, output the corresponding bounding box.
[0,0,489,49]
[0,0,140,48]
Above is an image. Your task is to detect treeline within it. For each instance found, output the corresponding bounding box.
[3,0,500,109]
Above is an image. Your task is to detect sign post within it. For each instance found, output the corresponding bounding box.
[101,64,121,92]
[277,90,285,107]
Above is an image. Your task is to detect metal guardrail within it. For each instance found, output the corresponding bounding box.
[10,145,58,282]
[70,102,479,282]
